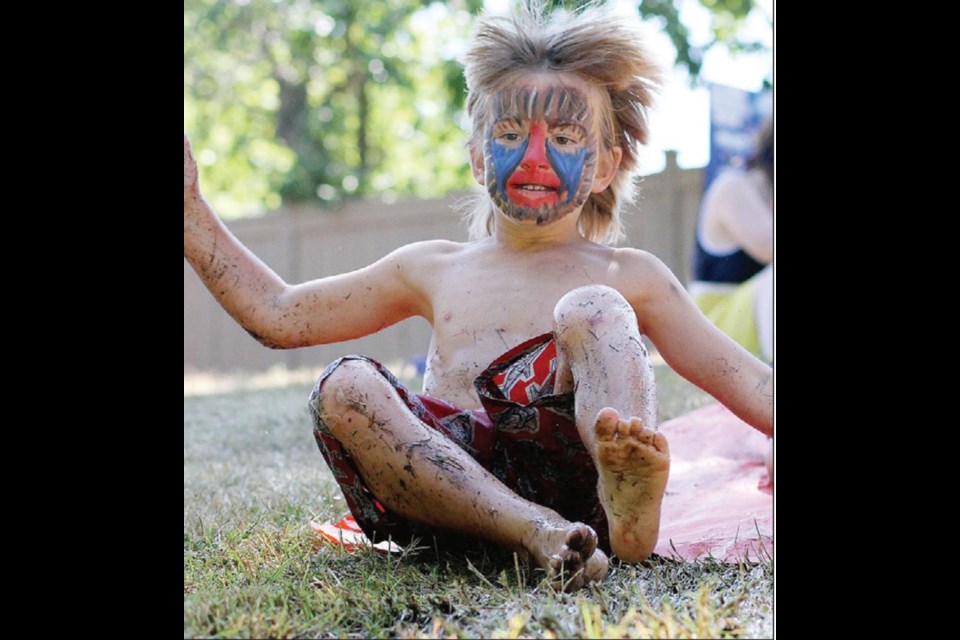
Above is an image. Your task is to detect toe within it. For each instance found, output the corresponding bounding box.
[549,554,563,573]
[568,524,597,558]
[634,428,655,445]
[566,527,586,552]
[584,550,610,582]
[653,431,669,454]
[595,408,620,439]
[548,552,584,592]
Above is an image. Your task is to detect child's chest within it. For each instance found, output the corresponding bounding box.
[431,258,607,338]
[420,256,621,405]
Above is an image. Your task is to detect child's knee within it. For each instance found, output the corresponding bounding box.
[310,358,383,421]
[554,285,634,339]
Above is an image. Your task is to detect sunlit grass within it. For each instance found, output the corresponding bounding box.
[183,366,771,638]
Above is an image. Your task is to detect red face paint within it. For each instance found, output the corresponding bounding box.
[485,81,599,226]
[504,122,563,208]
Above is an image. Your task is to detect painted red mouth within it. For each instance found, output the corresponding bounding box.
[506,171,563,208]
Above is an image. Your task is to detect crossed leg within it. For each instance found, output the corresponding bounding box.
[312,358,608,591]
[311,284,668,589]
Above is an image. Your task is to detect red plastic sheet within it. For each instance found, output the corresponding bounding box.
[653,403,773,562]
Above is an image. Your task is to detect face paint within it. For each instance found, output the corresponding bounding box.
[484,83,598,225]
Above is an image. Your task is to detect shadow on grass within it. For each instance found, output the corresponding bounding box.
[184,366,769,639]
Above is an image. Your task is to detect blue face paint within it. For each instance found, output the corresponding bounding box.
[485,82,600,225]
[491,136,527,204]
[546,144,587,204]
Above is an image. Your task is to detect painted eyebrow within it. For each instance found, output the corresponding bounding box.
[493,116,585,130]
[492,116,523,127]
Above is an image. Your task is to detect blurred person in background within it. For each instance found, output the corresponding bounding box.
[689,120,773,361]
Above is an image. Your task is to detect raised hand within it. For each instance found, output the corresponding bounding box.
[184,133,199,197]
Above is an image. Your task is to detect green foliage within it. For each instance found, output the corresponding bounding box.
[184,0,769,218]
[185,0,481,217]
[640,0,766,80]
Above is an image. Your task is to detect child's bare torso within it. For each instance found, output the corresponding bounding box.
[414,237,648,409]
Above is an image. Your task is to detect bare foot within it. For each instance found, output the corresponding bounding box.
[595,407,670,563]
[526,521,609,591]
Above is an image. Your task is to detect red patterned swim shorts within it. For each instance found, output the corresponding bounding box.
[309,333,609,551]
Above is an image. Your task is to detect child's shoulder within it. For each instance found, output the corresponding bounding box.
[382,238,482,279]
[604,245,681,300]
[388,238,478,264]
[608,245,668,275]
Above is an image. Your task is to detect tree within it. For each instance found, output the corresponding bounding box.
[184,0,770,218]
[638,0,770,81]
[185,0,482,217]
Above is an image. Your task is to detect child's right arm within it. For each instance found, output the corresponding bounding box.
[183,134,428,349]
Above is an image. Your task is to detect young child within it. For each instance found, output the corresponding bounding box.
[183,1,772,592]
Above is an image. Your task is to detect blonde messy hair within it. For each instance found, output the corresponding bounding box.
[461,0,662,244]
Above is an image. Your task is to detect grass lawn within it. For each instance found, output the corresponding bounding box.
[184,365,773,638]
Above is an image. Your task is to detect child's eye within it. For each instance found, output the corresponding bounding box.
[501,132,520,141]
[550,124,585,147]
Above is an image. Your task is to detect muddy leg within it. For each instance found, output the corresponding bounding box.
[311,359,608,590]
[554,285,670,563]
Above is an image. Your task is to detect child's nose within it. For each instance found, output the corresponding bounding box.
[520,123,550,171]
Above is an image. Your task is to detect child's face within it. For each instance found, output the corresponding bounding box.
[482,74,600,226]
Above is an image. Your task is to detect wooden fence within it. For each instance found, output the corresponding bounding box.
[184,153,703,372]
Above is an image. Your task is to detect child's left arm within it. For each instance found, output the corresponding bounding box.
[621,251,772,436]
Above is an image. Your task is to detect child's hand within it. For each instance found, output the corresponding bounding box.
[184,133,199,198]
